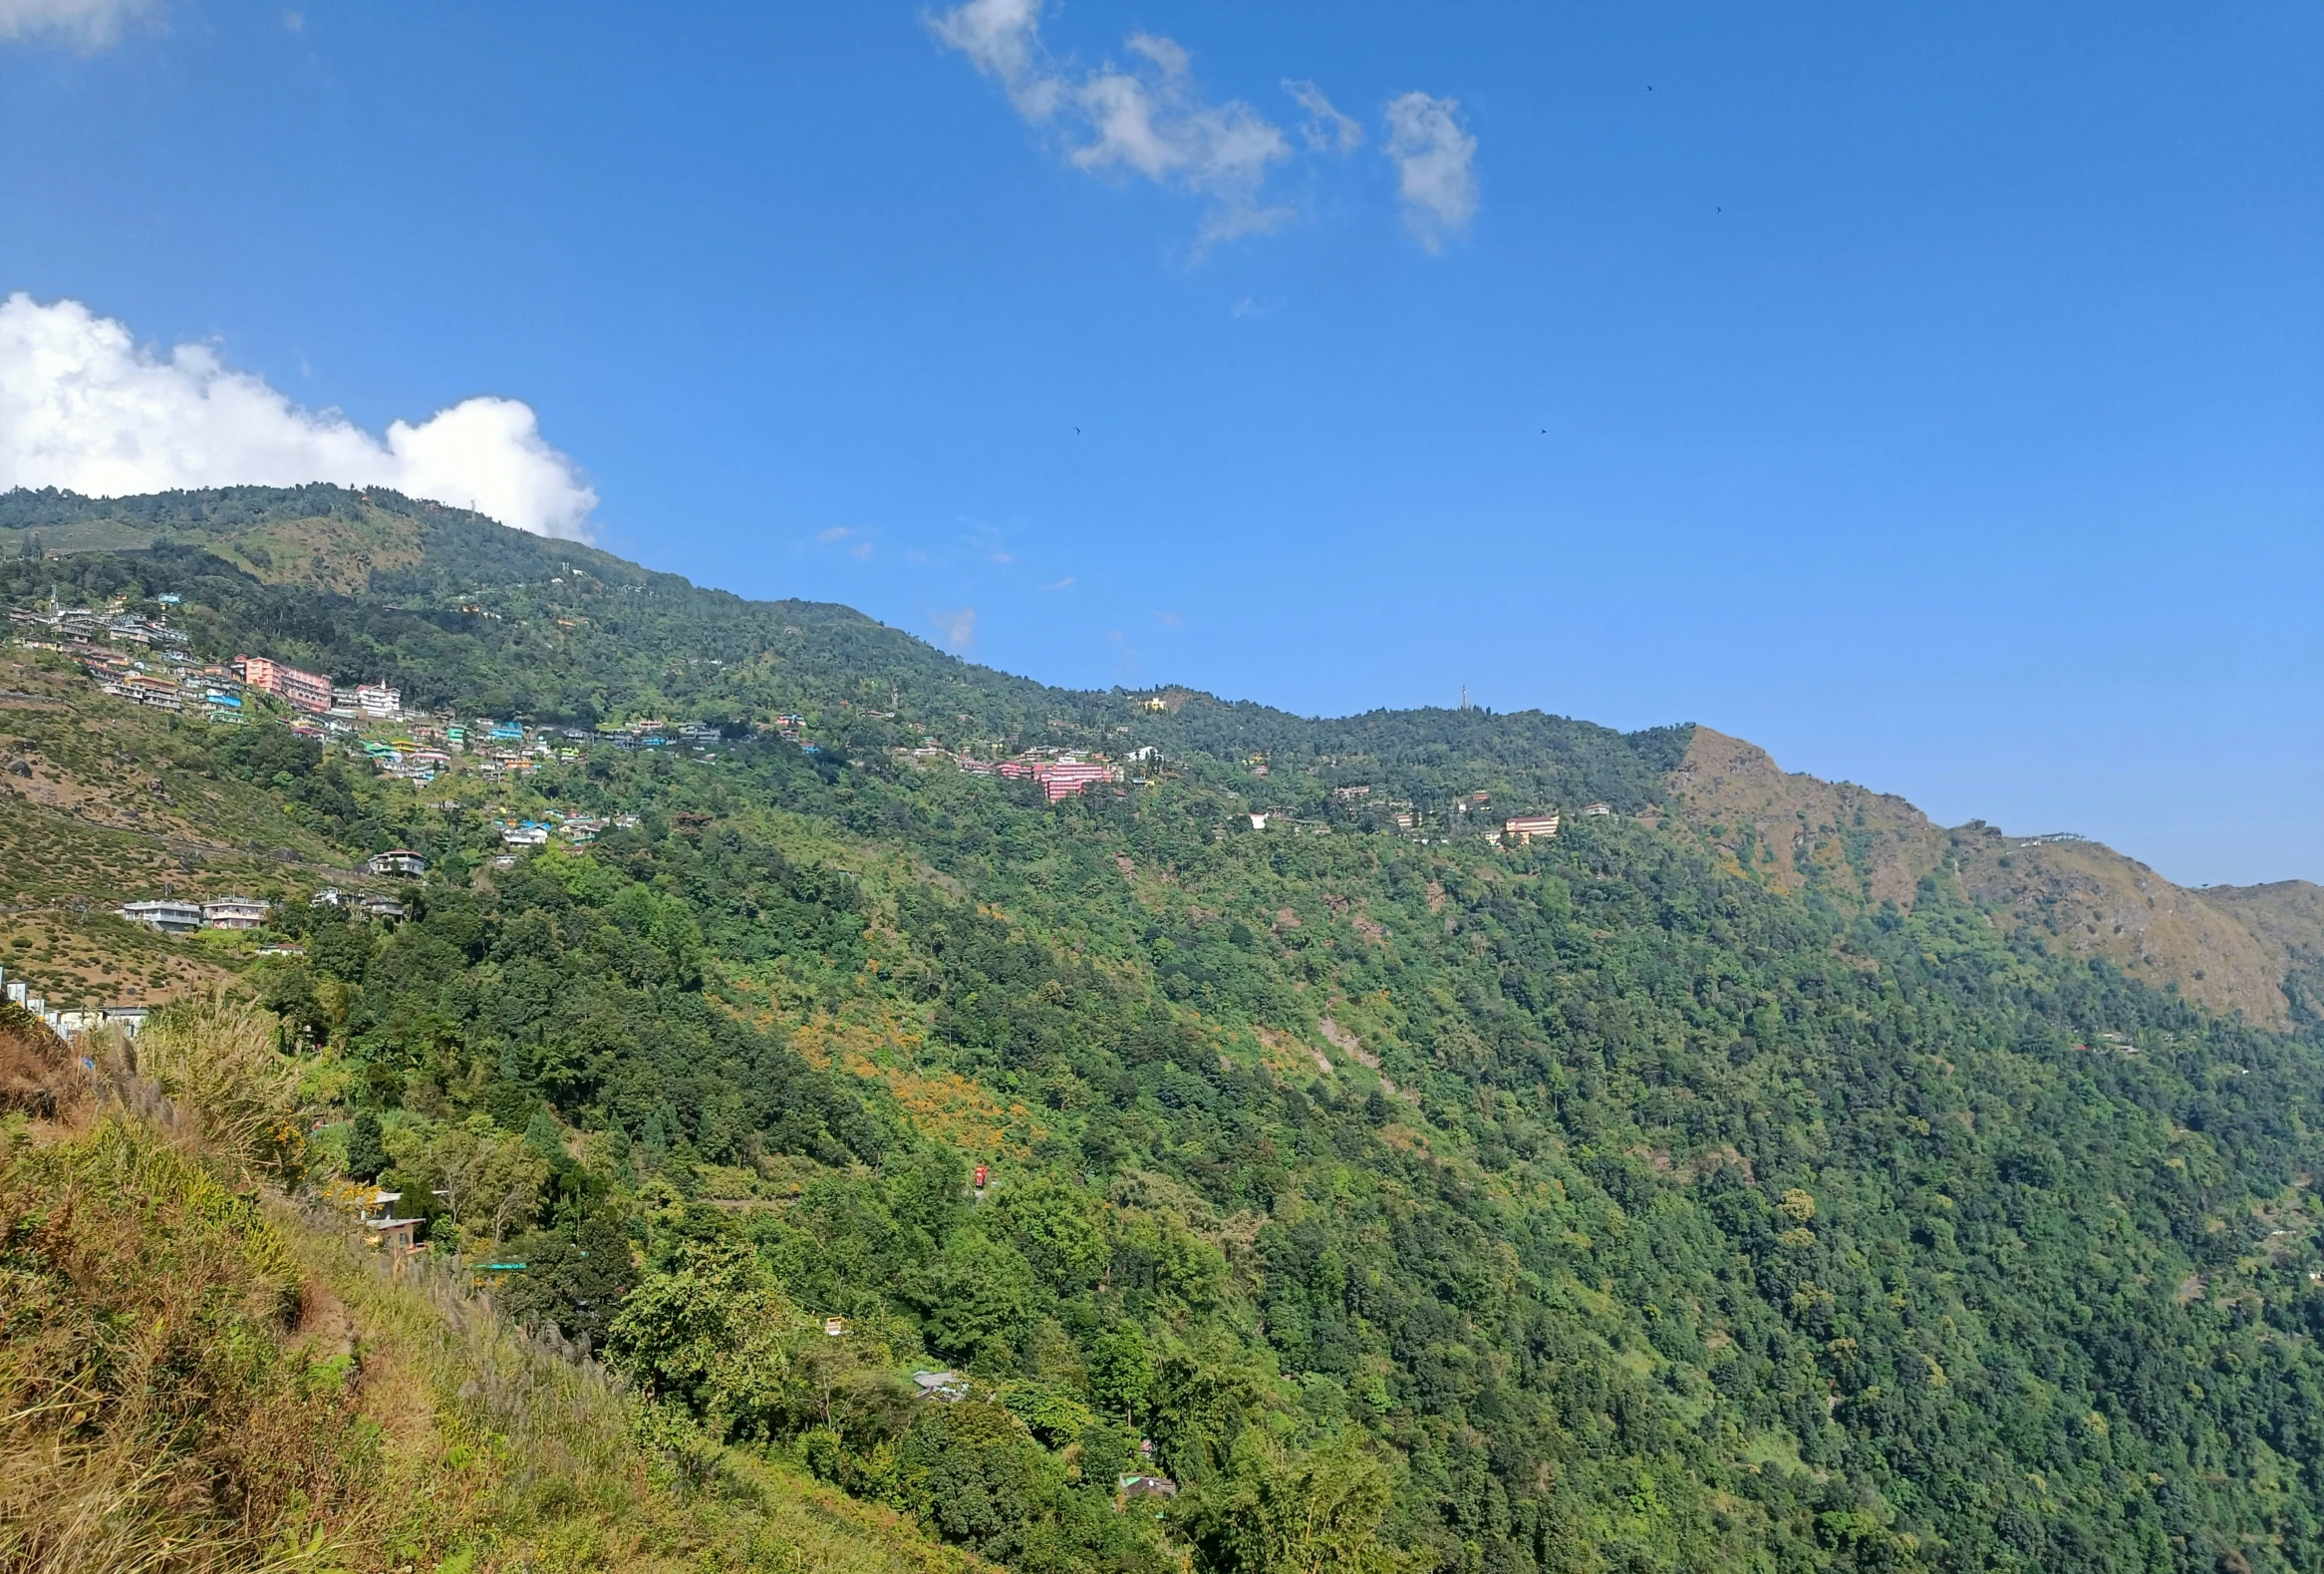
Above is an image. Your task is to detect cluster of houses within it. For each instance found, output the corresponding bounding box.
[8,599,795,796]
[5,598,429,735]
[322,711,730,788]
[0,963,148,1040]
[43,804,677,1039]
[923,747,1127,802]
[1227,796,1613,848]
[8,597,190,666]
[494,810,637,847]
[239,654,404,722]
[8,597,249,718]
[113,845,431,942]
[120,895,272,934]
[311,885,410,921]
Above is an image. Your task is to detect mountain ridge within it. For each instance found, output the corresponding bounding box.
[8,482,2313,1028]
[1668,728,2322,1028]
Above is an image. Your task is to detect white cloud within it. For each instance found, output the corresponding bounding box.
[0,294,597,539]
[930,2,1292,245]
[0,0,155,48]
[926,0,1060,120]
[936,607,977,650]
[1284,80,1362,154]
[1383,92,1478,251]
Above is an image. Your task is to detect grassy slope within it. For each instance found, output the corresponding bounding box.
[1667,726,2321,1027]
[0,1011,990,1574]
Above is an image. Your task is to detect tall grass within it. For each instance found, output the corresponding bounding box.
[120,997,308,1182]
[0,1120,375,1573]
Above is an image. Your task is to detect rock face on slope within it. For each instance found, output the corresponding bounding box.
[1665,727,2319,1029]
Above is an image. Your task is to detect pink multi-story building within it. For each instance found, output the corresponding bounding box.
[1033,760,1121,802]
[235,655,334,713]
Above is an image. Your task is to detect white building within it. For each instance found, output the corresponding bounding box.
[122,898,204,934]
[202,895,271,930]
[55,1006,147,1039]
[356,683,402,720]
[1503,814,1561,846]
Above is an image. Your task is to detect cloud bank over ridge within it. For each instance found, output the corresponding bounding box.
[0,294,597,540]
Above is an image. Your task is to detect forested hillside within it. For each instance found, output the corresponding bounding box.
[7,485,2324,1574]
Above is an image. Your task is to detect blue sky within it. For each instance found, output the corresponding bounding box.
[0,1,2317,885]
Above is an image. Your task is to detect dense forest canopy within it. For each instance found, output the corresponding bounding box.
[7,484,2324,1574]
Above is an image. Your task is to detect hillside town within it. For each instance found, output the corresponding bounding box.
[11,593,1172,809]
[1,593,1181,1038]
[10,594,1593,861]
[3,589,1586,1046]
[8,593,748,781]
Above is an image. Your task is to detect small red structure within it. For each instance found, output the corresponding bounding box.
[974,1164,988,1191]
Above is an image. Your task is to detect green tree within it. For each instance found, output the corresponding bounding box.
[494,1207,639,1349]
[604,1238,806,1440]
[888,1145,967,1244]
[907,1225,1036,1362]
[999,1176,1107,1292]
[387,1114,549,1252]
[345,1110,388,1183]
[1171,1432,1407,1574]
[1086,1325,1155,1425]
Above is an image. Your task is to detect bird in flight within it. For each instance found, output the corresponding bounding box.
[1074,427,1081,435]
